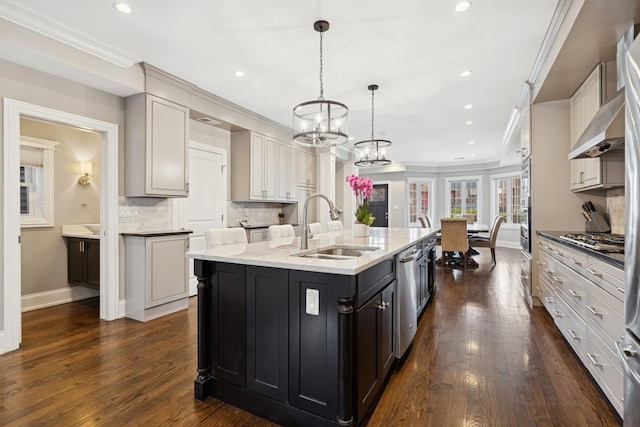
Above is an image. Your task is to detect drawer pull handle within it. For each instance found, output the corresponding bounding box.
[544,267,554,274]
[536,286,541,292]
[568,258,581,266]
[552,276,563,283]
[586,268,603,278]
[553,310,563,317]
[587,353,603,367]
[586,306,602,317]
[568,290,581,298]
[544,297,554,304]
[617,287,625,294]
[568,329,581,340]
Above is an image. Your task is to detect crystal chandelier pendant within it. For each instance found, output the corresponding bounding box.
[354,84,392,166]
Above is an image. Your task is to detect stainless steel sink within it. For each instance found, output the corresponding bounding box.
[292,245,381,260]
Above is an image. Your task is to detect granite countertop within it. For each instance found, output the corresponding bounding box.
[537,231,624,269]
[187,227,439,275]
[120,229,193,237]
[238,223,299,229]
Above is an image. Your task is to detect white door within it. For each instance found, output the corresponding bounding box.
[175,142,227,296]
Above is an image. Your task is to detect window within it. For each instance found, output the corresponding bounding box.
[492,173,521,225]
[445,177,482,222]
[407,179,435,226]
[20,137,58,228]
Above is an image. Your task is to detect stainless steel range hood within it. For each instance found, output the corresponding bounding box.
[568,89,625,159]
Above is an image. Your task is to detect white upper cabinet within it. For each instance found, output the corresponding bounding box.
[297,148,317,188]
[277,142,298,201]
[569,63,623,191]
[125,93,189,197]
[231,130,297,202]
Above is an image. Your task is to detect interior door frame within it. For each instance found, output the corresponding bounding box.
[370,181,391,227]
[2,98,120,354]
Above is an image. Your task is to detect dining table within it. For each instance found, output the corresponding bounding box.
[436,222,490,268]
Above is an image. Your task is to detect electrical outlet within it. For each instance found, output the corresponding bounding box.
[305,289,319,316]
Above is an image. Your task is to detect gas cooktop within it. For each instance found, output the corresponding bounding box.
[559,233,624,253]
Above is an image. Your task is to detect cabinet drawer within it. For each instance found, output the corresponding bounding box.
[584,259,624,303]
[536,277,555,316]
[356,257,395,308]
[553,262,586,318]
[586,284,624,343]
[557,297,587,358]
[586,328,624,415]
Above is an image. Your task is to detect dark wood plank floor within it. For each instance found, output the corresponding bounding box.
[0,248,622,426]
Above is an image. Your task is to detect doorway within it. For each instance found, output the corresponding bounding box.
[369,184,389,227]
[3,98,120,354]
[174,141,227,296]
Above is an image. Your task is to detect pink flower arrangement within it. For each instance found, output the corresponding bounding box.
[346,174,375,225]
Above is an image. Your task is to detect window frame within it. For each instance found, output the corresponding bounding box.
[20,136,58,228]
[444,175,483,223]
[407,178,436,227]
[490,171,521,230]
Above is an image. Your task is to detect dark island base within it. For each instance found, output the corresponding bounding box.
[195,377,346,427]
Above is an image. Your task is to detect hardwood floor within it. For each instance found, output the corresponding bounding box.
[0,248,621,426]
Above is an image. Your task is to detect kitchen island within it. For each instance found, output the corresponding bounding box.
[187,227,438,427]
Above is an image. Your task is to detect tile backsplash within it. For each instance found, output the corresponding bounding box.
[606,188,624,235]
[228,202,284,227]
[118,196,173,233]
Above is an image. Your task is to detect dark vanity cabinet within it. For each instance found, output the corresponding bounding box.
[67,237,100,287]
[194,256,397,427]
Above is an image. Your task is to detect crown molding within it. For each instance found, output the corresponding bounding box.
[0,0,139,68]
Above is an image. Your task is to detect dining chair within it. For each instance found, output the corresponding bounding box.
[440,217,469,269]
[205,227,248,248]
[462,214,475,224]
[308,222,324,235]
[326,220,344,231]
[418,215,432,228]
[469,216,505,264]
[268,224,296,240]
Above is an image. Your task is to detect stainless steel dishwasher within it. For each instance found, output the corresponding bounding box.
[395,245,419,358]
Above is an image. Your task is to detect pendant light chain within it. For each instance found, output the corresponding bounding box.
[370,88,375,140]
[318,29,324,101]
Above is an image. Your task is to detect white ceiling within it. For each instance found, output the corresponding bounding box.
[0,0,559,167]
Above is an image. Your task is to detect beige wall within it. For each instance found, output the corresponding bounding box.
[20,119,101,295]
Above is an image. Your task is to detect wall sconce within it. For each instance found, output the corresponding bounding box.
[78,161,92,186]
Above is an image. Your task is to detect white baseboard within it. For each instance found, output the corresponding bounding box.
[496,240,522,250]
[0,330,5,355]
[21,286,100,312]
[117,300,127,318]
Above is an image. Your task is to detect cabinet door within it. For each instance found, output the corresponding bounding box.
[263,137,277,200]
[297,187,318,225]
[380,283,395,379]
[356,293,381,420]
[249,229,268,243]
[67,238,85,284]
[85,239,100,286]
[146,95,189,196]
[250,133,266,199]
[277,141,296,201]
[582,158,602,187]
[246,266,289,402]
[145,235,189,308]
[298,150,317,187]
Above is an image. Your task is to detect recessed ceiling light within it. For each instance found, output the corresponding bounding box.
[460,70,473,77]
[465,121,473,125]
[348,136,354,140]
[470,153,476,157]
[468,141,475,145]
[113,2,133,14]
[455,1,472,12]
[464,104,473,109]
[234,70,245,77]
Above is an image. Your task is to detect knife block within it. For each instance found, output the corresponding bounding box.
[586,211,611,233]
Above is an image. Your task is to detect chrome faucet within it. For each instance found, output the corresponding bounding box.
[301,193,342,249]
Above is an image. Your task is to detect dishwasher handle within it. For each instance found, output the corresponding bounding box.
[400,256,416,263]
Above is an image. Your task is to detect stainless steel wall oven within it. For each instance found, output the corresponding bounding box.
[520,158,531,253]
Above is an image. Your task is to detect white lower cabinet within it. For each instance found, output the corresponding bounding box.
[537,235,624,417]
[124,233,190,322]
[248,228,270,243]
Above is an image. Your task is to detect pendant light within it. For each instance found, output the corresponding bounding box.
[293,20,348,147]
[354,84,392,166]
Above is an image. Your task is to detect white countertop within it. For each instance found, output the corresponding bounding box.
[186,227,438,275]
[61,224,100,239]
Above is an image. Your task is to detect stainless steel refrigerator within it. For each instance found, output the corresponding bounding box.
[617,32,640,425]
